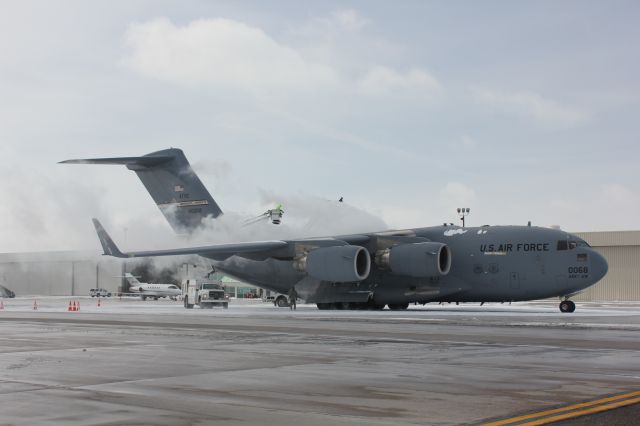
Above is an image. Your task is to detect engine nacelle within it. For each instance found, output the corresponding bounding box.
[294,245,371,282]
[376,242,451,277]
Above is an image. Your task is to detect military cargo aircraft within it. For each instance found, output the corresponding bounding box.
[62,149,608,312]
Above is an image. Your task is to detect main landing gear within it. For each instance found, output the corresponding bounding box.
[559,300,576,313]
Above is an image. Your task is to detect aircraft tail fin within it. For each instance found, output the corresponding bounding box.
[92,218,127,258]
[124,273,141,285]
[61,148,222,232]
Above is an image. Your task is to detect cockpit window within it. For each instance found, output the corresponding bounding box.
[557,240,588,251]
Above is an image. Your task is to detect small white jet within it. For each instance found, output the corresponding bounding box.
[125,273,181,300]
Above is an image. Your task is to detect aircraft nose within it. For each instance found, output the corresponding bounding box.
[590,250,608,282]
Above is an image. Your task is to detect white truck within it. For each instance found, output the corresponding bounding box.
[261,290,290,308]
[89,288,112,297]
[183,278,229,309]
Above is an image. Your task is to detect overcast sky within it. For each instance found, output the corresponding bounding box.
[1,1,638,252]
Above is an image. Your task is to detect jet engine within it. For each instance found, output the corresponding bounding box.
[294,245,371,282]
[376,242,451,277]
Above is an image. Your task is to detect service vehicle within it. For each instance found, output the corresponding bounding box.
[183,278,228,309]
[89,288,112,297]
[261,289,290,307]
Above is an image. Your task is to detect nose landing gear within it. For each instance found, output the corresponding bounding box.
[559,300,576,313]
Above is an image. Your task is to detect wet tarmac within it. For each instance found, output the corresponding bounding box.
[0,298,638,425]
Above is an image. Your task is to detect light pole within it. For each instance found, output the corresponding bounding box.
[457,207,470,227]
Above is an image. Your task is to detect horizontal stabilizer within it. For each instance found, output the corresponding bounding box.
[59,156,173,168]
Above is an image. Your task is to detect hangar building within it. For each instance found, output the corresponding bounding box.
[0,251,122,296]
[574,230,640,301]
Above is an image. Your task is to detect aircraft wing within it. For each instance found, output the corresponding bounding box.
[92,219,288,260]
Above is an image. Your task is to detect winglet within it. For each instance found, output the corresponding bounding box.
[92,218,127,258]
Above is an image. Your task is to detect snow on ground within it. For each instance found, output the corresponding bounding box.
[1,295,639,321]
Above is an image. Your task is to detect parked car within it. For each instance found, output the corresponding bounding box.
[89,288,112,297]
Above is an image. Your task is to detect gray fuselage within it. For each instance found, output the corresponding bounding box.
[210,225,607,305]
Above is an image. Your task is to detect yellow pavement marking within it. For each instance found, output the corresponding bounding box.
[520,396,640,426]
[482,390,640,426]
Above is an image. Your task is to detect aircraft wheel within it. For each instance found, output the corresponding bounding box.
[316,303,330,310]
[560,300,575,313]
[276,296,289,308]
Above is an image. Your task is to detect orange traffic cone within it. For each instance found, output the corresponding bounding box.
[72,301,77,312]
[33,300,38,310]
[77,300,80,311]
[68,301,72,311]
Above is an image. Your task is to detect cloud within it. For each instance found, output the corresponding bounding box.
[0,166,109,252]
[546,183,640,231]
[123,18,339,94]
[439,182,477,207]
[191,159,232,181]
[358,66,442,95]
[472,87,589,125]
[123,17,441,104]
[331,9,370,32]
[452,135,478,151]
[599,183,638,206]
[295,8,371,37]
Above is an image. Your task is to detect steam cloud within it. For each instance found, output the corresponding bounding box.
[167,190,388,246]
[0,159,388,277]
